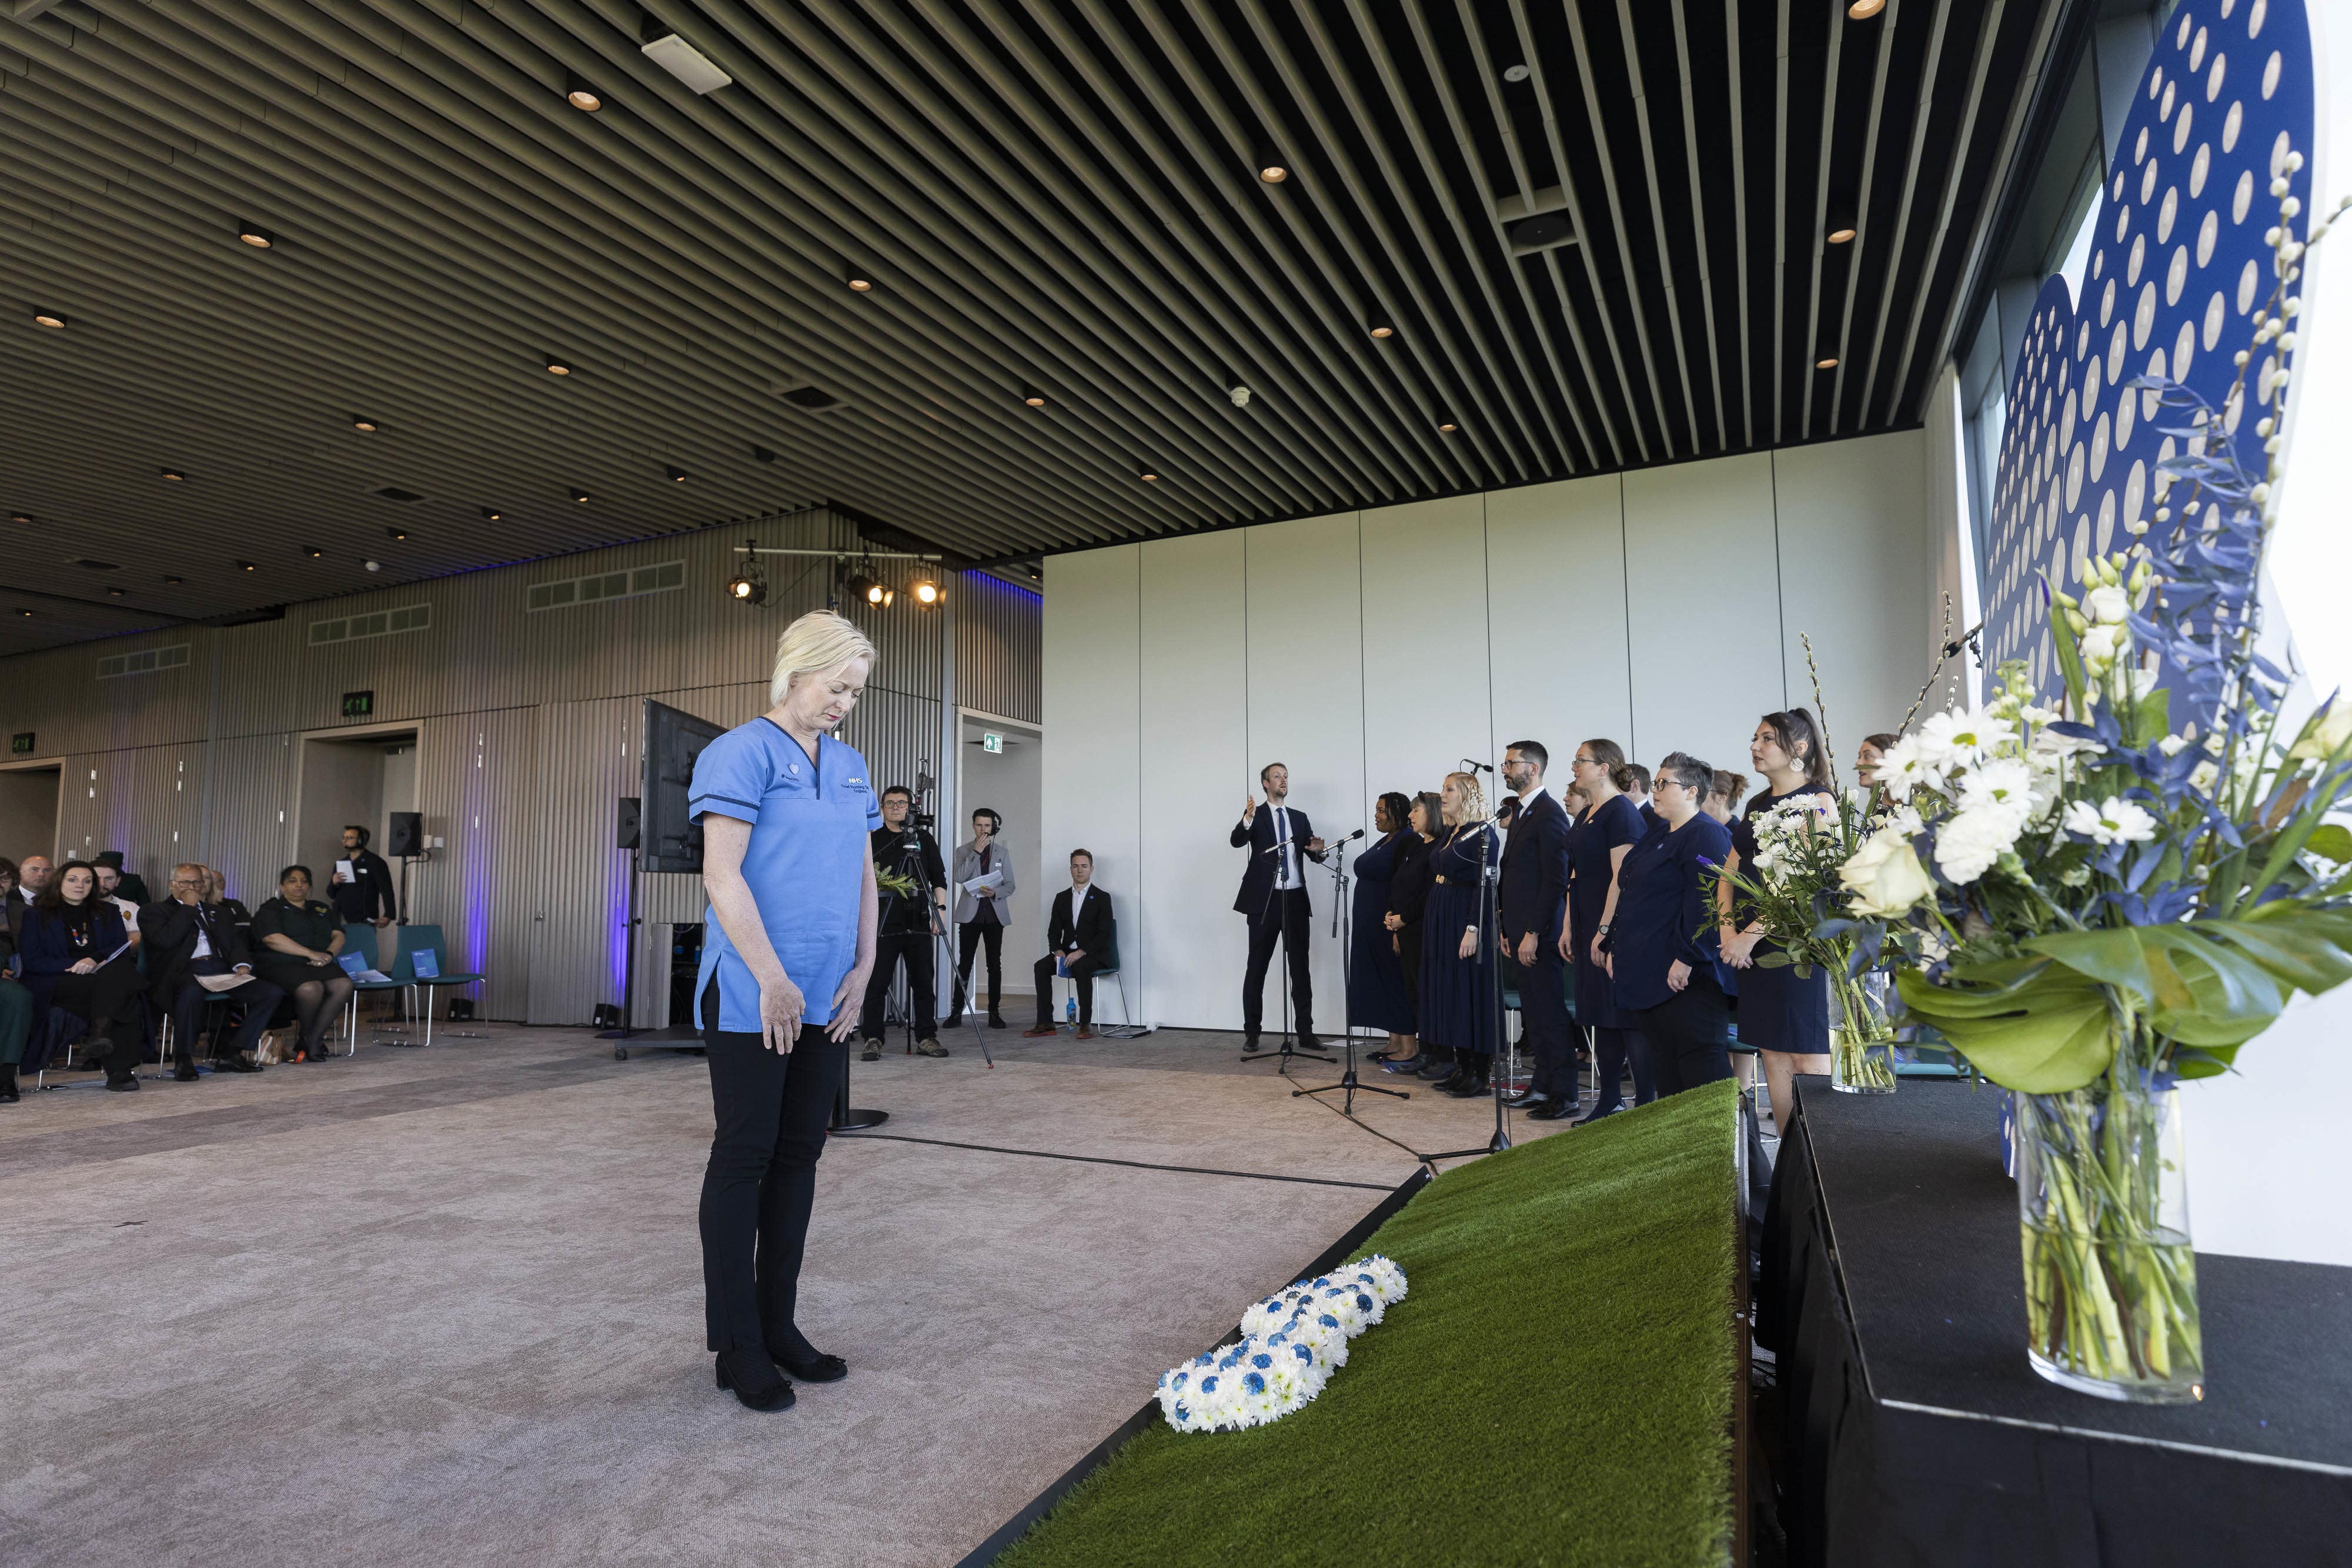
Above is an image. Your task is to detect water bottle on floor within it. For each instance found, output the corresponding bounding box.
[1065,995,1077,1027]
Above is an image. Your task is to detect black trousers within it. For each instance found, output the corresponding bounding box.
[1589,1025,1658,1111]
[858,928,937,1040]
[1241,887,1314,1038]
[697,979,846,1356]
[1636,974,1735,1097]
[954,920,1003,1016]
[171,961,284,1062]
[1506,941,1576,1104]
[1034,953,1104,1026]
[52,962,146,1078]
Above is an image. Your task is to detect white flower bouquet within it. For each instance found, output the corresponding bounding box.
[1155,1256,1407,1434]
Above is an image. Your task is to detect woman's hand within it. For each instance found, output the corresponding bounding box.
[1589,933,1609,967]
[1602,951,1613,979]
[1557,928,1575,963]
[1391,934,1400,956]
[759,974,808,1054]
[1382,911,1402,931]
[1668,959,1691,992]
[1457,927,1478,961]
[307,951,332,966]
[1720,929,1764,969]
[69,958,98,975]
[824,967,871,1043]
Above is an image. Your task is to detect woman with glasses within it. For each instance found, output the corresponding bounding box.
[1421,771,1503,1099]
[1561,739,1652,1122]
[1718,709,1838,1134]
[1603,754,1736,1096]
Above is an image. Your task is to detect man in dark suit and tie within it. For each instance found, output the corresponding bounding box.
[1026,850,1118,1039]
[1498,741,1576,1119]
[1230,762,1327,1052]
[140,862,285,1079]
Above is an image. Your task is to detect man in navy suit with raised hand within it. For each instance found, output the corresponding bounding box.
[1231,762,1327,1052]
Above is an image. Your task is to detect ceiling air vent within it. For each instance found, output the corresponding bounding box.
[374,486,427,503]
[781,385,842,412]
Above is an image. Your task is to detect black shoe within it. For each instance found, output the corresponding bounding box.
[1442,1074,1490,1099]
[714,1350,795,1412]
[1415,1057,1457,1080]
[1297,1032,1323,1052]
[1502,1089,1548,1109]
[1428,1068,1466,1094]
[1378,1053,1424,1074]
[1242,1036,1263,1053]
[1526,1099,1578,1121]
[213,1055,262,1074]
[988,1014,1008,1029]
[774,1349,847,1383]
[174,1063,200,1083]
[1574,1102,1625,1126]
[0,1064,18,1104]
[105,1075,140,1092]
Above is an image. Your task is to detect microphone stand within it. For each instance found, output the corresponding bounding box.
[1295,832,1407,1114]
[1240,813,1332,1072]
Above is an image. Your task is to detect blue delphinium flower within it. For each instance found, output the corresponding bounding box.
[1243,1371,1265,1396]
[1251,1352,1272,1369]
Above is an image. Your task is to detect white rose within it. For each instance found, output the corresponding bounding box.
[2083,584,2130,624]
[2079,623,2122,673]
[2289,700,2352,761]
[1934,801,2030,884]
[1840,830,1935,918]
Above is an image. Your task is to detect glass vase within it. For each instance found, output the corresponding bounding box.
[1829,970,1898,1094]
[2013,1072,2203,1403]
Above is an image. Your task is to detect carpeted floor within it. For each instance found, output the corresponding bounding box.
[0,1022,1579,1568]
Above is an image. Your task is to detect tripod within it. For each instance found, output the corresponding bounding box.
[1240,828,1332,1073]
[1295,833,1408,1114]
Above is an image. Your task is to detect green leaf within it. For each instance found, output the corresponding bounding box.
[2026,926,2284,1047]
[1894,959,2117,1092]
[2304,823,2352,865]
[2207,905,2352,997]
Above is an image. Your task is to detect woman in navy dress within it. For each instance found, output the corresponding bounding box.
[1348,792,1418,1054]
[1606,754,1736,1095]
[1381,793,1442,1075]
[1421,771,1502,1099]
[1561,739,1652,1122]
[1716,708,1836,1136]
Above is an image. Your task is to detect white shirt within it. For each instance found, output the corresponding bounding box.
[191,910,212,960]
[1269,803,1302,890]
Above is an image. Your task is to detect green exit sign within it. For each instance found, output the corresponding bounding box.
[982,731,1003,754]
[9,732,32,755]
[342,690,374,720]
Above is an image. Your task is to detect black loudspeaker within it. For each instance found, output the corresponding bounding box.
[386,810,423,857]
[618,796,642,850]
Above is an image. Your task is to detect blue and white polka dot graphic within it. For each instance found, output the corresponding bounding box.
[1980,0,2314,700]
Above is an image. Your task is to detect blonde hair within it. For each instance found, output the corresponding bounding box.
[770,610,878,706]
[1442,770,1489,825]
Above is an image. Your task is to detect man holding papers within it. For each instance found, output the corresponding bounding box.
[141,863,285,1079]
[949,808,1015,1028]
[1026,850,1115,1039]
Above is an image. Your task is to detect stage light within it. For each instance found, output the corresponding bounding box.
[566,72,603,112]
[666,464,690,483]
[32,309,66,329]
[14,608,29,617]
[237,222,276,249]
[353,415,378,432]
[726,540,768,606]
[910,577,940,606]
[546,357,573,376]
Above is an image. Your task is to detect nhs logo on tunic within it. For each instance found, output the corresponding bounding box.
[1977,0,2313,701]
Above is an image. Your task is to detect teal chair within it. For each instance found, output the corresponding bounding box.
[343,923,416,1047]
[395,924,485,1046]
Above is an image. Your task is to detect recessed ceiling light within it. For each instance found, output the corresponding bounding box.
[7,513,28,524]
[1258,160,1289,184]
[237,222,276,249]
[545,356,573,375]
[566,72,603,112]
[1502,63,1532,83]
[304,546,326,559]
[385,527,408,541]
[1023,387,1047,408]
[570,487,591,503]
[1826,225,1857,245]
[161,469,186,481]
[1438,420,1459,433]
[162,574,183,584]
[1816,356,1840,370]
[751,445,778,463]
[1825,205,1858,244]
[14,608,29,617]
[846,269,874,292]
[108,587,126,597]
[235,559,256,572]
[32,309,66,329]
[1138,464,1160,482]
[352,415,378,432]
[1368,321,1395,340]
[482,506,502,521]
[666,464,690,483]
[1847,0,1886,17]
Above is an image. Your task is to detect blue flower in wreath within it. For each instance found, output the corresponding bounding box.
[1251,1352,1272,1370]
[1194,1352,1213,1368]
[1174,1402,1190,1423]
[1319,1313,1339,1328]
[1292,1345,1314,1363]
[1356,1293,1375,1313]
[1242,1372,1266,1396]
[1172,1371,1188,1390]
[1200,1375,1218,1393]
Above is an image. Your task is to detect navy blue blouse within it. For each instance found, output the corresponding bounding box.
[1606,813,1733,1011]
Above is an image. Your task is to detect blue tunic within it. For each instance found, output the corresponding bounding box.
[1418,823,1502,1055]
[688,717,882,1032]
[1565,794,1646,1031]
[1347,830,1417,1034]
[1609,814,1733,1012]
[1728,785,1833,1052]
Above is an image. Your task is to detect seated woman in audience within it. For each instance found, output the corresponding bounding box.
[21,860,145,1090]
[1422,771,1502,1099]
[204,866,253,926]
[1603,754,1736,1097]
[1379,791,1442,1074]
[250,865,355,1063]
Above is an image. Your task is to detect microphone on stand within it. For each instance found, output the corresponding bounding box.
[1461,758,1495,773]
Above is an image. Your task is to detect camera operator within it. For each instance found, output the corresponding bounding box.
[858,785,949,1061]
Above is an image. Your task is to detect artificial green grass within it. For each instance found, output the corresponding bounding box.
[994,1079,1741,1568]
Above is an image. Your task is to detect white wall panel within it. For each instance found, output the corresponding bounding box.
[1041,546,1140,992]
[1360,496,1492,806]
[1485,477,1633,768]
[1623,454,1787,781]
[1772,432,1934,768]
[1138,531,1249,1030]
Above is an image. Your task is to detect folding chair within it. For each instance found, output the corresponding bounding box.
[343,924,417,1045]
[396,924,486,1047]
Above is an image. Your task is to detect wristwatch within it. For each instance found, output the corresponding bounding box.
[1596,922,1612,935]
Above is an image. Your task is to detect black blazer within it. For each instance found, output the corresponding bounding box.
[1046,885,1117,967]
[329,848,399,923]
[138,898,256,1009]
[1229,803,1326,917]
[1498,790,1572,947]
[1387,833,1435,929]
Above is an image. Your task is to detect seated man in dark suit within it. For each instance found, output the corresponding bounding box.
[1026,850,1116,1039]
[139,862,284,1079]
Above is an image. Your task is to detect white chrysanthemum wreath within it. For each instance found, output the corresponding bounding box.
[1152,1255,1408,1433]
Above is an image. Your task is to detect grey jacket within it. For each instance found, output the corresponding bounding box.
[951,839,1016,926]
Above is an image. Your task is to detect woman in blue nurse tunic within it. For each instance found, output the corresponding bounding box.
[690,609,881,1413]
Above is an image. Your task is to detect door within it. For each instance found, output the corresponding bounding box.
[524,698,636,1025]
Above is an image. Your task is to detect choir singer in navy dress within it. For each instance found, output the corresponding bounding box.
[1561,738,1653,1122]
[689,610,882,1414]
[1348,792,1419,1055]
[1604,753,1736,1096]
[1231,762,1328,1051]
[1715,708,1836,1136]
[1422,771,1503,1099]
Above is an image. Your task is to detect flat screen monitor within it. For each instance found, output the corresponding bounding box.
[640,698,726,874]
